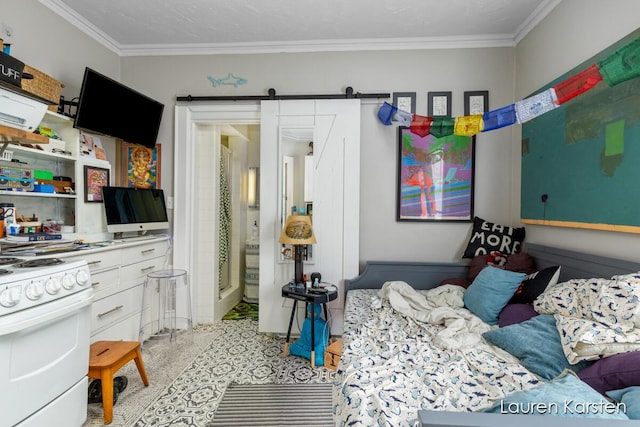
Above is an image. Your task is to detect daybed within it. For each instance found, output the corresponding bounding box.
[333,243,640,427]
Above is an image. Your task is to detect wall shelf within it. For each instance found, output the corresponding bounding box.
[0,124,49,155]
[0,190,76,199]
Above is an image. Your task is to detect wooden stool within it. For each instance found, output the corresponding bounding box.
[88,341,150,424]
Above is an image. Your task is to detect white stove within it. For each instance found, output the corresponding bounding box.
[0,257,91,316]
[0,256,93,426]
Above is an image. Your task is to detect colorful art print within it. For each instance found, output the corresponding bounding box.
[397,127,475,222]
[123,144,161,189]
[84,166,110,203]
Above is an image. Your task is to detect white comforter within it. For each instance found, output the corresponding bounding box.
[378,281,490,349]
[334,284,541,427]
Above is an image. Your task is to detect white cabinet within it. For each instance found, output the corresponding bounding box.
[0,110,109,234]
[56,237,170,342]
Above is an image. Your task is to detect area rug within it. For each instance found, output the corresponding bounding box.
[84,319,336,427]
[209,383,333,426]
[222,301,259,320]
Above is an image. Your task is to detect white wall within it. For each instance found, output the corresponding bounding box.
[120,47,516,265]
[512,0,640,262]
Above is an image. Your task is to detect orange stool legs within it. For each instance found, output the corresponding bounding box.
[88,341,149,424]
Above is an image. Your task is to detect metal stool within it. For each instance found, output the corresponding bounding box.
[139,269,193,343]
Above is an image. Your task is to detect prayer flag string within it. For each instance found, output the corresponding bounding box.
[379,36,640,138]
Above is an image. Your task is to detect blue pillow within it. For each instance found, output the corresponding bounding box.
[607,387,640,419]
[463,266,525,325]
[483,314,591,380]
[483,371,629,419]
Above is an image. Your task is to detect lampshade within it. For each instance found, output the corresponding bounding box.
[279,214,316,245]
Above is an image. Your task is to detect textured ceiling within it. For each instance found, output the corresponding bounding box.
[39,0,560,55]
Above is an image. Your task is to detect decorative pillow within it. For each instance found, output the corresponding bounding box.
[462,217,526,258]
[509,266,561,304]
[467,252,536,283]
[503,252,537,275]
[606,386,640,419]
[578,351,640,394]
[483,370,629,419]
[463,266,526,325]
[482,314,591,380]
[467,254,491,282]
[498,303,539,327]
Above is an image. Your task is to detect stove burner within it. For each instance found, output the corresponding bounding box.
[0,269,12,275]
[0,257,23,266]
[13,258,65,268]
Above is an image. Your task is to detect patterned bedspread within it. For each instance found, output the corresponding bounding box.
[333,286,542,427]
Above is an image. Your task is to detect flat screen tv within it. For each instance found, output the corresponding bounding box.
[102,186,169,235]
[74,67,164,148]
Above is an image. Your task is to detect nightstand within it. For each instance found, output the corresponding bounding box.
[281,284,338,367]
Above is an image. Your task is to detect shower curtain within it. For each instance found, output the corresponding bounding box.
[219,150,231,291]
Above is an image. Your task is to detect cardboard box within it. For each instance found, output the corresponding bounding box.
[324,339,342,371]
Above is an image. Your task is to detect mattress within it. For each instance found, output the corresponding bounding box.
[333,288,541,427]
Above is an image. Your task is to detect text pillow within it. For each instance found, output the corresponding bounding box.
[463,217,526,258]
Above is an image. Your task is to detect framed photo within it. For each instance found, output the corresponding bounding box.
[122,144,161,188]
[393,92,416,114]
[464,91,489,115]
[397,126,475,222]
[427,91,452,117]
[84,165,110,203]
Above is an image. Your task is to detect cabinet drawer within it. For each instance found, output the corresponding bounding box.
[91,285,143,334]
[120,240,169,266]
[65,250,120,275]
[120,257,163,290]
[90,267,119,301]
[90,313,141,343]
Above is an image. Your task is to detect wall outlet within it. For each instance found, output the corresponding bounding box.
[166,196,174,209]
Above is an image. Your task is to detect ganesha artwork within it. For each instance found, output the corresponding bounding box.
[126,145,159,188]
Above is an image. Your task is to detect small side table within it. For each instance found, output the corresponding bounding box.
[281,284,338,367]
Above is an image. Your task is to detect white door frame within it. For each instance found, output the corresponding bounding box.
[174,103,260,324]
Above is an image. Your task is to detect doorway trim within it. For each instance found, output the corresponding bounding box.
[174,102,260,324]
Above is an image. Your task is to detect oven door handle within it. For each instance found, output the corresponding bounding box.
[0,289,94,336]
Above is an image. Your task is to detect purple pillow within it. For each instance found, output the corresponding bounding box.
[498,303,539,327]
[578,351,640,394]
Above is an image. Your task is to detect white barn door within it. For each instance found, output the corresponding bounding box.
[259,100,360,335]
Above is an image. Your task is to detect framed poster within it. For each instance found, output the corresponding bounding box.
[464,91,489,115]
[397,126,475,221]
[393,92,416,114]
[427,91,452,117]
[84,165,109,203]
[122,144,161,188]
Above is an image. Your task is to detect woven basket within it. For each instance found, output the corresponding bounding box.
[21,65,63,111]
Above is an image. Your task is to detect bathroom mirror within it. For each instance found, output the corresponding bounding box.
[280,127,314,263]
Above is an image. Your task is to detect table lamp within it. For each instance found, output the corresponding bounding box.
[279,214,316,286]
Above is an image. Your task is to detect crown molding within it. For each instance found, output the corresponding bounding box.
[41,0,559,57]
